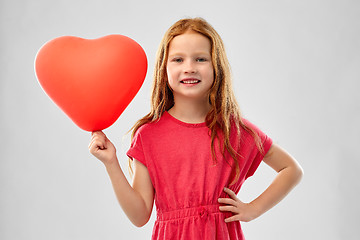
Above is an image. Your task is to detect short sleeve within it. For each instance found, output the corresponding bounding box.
[243,119,273,179]
[126,129,147,167]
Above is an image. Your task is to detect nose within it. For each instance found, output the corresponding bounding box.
[183,60,196,74]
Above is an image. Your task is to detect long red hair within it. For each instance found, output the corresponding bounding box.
[130,18,262,184]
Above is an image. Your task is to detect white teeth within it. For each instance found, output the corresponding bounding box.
[182,80,199,84]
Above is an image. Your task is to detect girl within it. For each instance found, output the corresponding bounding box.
[89,18,303,239]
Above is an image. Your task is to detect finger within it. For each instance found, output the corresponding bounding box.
[219,205,239,213]
[90,133,100,143]
[89,140,99,153]
[91,130,105,139]
[89,137,97,149]
[224,187,237,199]
[89,138,106,151]
[224,215,240,223]
[90,132,107,147]
[91,131,100,137]
[218,197,237,206]
[97,140,106,150]
[96,131,108,148]
[89,135,100,148]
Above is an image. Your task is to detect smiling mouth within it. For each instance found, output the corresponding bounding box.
[180,79,201,84]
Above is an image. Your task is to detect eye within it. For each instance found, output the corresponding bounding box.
[196,57,208,62]
[171,57,183,63]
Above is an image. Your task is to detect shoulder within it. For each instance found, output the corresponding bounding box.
[133,120,156,138]
[235,117,272,145]
[239,117,255,129]
[133,113,168,137]
[241,117,273,151]
[239,118,266,135]
[229,117,256,135]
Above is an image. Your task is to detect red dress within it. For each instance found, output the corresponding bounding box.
[127,112,272,239]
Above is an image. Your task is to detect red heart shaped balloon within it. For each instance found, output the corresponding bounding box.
[35,35,147,131]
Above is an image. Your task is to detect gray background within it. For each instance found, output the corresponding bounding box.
[1,0,359,239]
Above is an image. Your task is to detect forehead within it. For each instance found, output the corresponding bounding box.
[168,31,211,54]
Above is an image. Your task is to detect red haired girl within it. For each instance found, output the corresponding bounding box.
[89,18,303,239]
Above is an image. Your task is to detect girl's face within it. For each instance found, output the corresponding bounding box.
[166,31,214,102]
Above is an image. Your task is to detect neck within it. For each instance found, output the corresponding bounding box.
[168,96,211,123]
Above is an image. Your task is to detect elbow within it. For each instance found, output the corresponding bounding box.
[132,217,150,228]
[126,197,154,228]
[293,164,304,185]
[132,220,149,228]
[133,222,145,228]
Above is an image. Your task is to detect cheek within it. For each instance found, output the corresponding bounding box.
[166,65,178,83]
[166,67,175,89]
[206,66,215,83]
[166,67,172,83]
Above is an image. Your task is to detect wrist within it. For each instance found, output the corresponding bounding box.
[248,201,265,220]
[104,156,120,169]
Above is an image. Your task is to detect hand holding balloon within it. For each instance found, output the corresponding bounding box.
[34,35,147,131]
[89,131,117,166]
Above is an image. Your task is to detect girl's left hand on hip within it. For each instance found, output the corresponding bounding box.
[218,187,260,223]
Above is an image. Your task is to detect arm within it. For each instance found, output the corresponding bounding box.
[89,131,154,227]
[218,143,303,222]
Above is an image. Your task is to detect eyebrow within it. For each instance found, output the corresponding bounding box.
[168,52,211,57]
